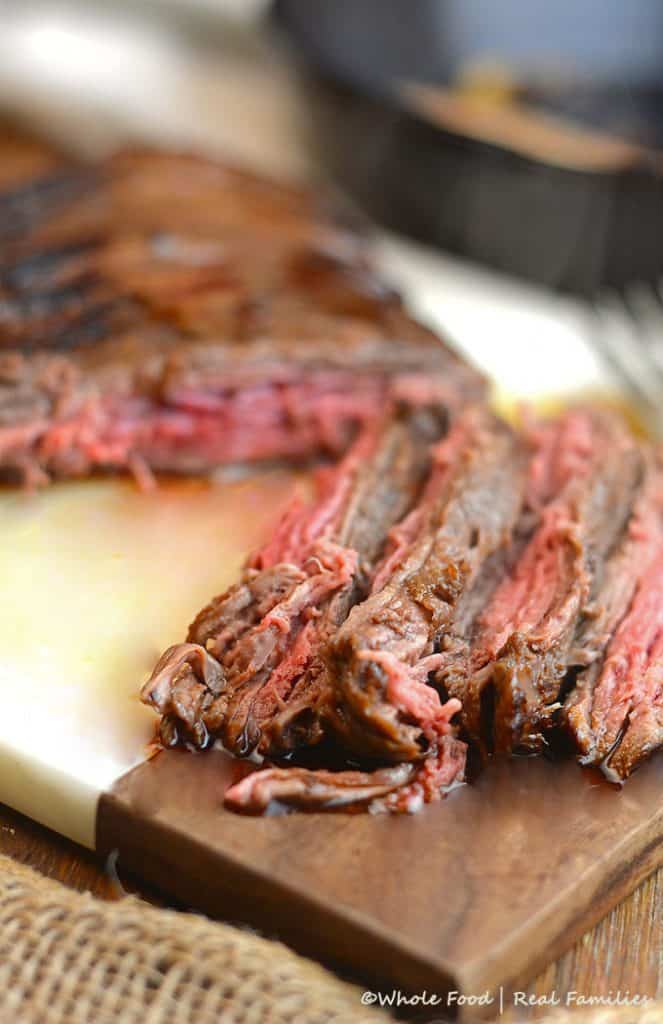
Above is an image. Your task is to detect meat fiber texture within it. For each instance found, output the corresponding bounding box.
[141,401,466,812]
[328,409,527,761]
[143,406,663,814]
[143,406,529,814]
[564,452,663,780]
[440,409,652,759]
[0,128,484,486]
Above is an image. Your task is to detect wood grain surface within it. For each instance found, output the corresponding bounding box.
[0,788,660,1022]
[92,748,663,1019]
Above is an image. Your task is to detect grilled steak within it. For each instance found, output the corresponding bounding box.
[564,455,663,778]
[224,762,419,813]
[599,550,663,781]
[328,408,527,766]
[0,131,484,485]
[10,128,662,807]
[223,734,467,814]
[441,410,645,755]
[142,401,450,757]
[140,390,663,807]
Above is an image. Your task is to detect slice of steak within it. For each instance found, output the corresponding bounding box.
[563,457,663,778]
[141,401,448,756]
[223,733,467,814]
[150,566,306,749]
[603,551,663,780]
[328,409,528,766]
[0,133,485,485]
[443,410,645,755]
[224,763,418,813]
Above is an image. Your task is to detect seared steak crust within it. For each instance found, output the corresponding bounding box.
[0,132,484,484]
[140,387,663,805]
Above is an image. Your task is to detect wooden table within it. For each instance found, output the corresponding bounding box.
[1,799,660,1021]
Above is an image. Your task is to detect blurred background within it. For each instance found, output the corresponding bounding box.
[2,0,663,423]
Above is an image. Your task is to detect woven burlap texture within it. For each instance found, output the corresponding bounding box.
[0,853,660,1024]
[0,854,395,1024]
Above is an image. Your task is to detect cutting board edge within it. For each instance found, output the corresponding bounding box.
[458,812,663,1002]
[96,787,462,998]
[95,750,663,1011]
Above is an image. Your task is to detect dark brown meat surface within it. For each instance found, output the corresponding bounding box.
[223,734,467,814]
[564,455,663,778]
[441,410,646,755]
[328,408,528,764]
[141,401,663,806]
[141,402,450,758]
[0,131,484,485]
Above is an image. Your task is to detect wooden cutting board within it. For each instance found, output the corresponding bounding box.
[96,749,663,1015]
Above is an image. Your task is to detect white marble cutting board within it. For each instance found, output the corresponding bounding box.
[0,0,621,851]
[0,472,307,847]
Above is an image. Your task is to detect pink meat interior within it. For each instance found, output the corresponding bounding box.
[1,371,389,480]
[474,411,600,664]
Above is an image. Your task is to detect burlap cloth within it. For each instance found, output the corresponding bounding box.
[0,853,658,1024]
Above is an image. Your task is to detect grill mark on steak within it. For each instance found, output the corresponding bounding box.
[141,402,448,757]
[1,236,100,291]
[443,411,645,756]
[328,408,527,767]
[0,135,485,485]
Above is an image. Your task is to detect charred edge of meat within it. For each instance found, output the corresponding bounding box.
[141,642,226,750]
[327,646,437,763]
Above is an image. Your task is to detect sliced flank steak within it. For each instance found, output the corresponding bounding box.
[439,410,646,756]
[564,453,663,779]
[141,401,450,759]
[9,127,662,810]
[327,408,527,764]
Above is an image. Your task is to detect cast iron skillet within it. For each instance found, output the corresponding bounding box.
[273,0,663,295]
